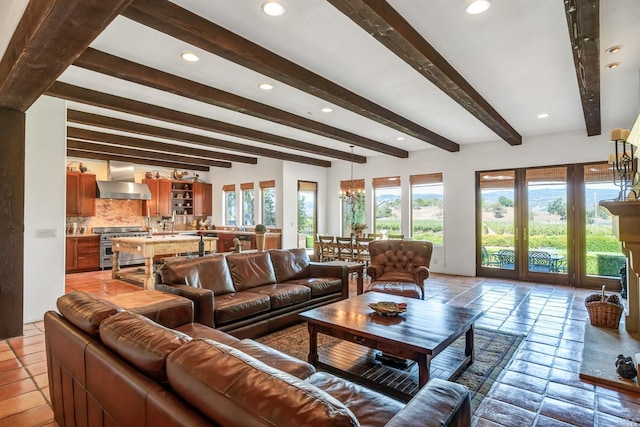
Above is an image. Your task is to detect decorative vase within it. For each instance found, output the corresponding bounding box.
[256,233,266,251]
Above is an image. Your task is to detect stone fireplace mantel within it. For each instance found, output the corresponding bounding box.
[600,200,640,333]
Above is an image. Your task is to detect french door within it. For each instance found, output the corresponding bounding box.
[476,163,623,288]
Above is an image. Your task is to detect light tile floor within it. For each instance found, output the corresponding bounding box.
[0,271,639,426]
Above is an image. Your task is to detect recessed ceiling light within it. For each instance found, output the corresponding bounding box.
[396,137,405,141]
[259,83,274,90]
[537,113,549,119]
[465,0,491,15]
[321,107,333,113]
[606,62,621,69]
[262,1,285,16]
[181,52,200,62]
[606,45,622,54]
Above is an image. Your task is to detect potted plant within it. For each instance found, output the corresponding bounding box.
[255,224,267,251]
[352,222,367,238]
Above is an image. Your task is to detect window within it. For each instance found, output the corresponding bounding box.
[340,179,365,236]
[240,182,255,226]
[372,176,401,236]
[260,180,276,227]
[410,173,443,245]
[298,181,317,249]
[223,184,236,226]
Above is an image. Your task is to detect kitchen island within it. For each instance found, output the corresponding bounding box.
[110,235,217,290]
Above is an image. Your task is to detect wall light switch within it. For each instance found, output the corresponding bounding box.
[36,229,57,238]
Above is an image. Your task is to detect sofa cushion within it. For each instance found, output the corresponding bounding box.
[269,248,311,282]
[227,252,277,290]
[159,255,235,296]
[167,339,360,427]
[309,372,403,427]
[56,291,119,337]
[232,339,315,379]
[249,283,311,309]
[285,277,343,297]
[214,292,271,325]
[100,311,191,382]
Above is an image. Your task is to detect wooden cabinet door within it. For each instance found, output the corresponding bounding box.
[66,174,79,216]
[79,174,96,216]
[143,179,172,216]
[67,172,96,216]
[193,182,212,216]
[65,237,78,272]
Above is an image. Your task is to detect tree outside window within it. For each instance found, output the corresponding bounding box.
[224,186,236,226]
[262,186,276,227]
[242,188,255,226]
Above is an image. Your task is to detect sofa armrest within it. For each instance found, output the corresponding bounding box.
[385,379,470,427]
[367,264,383,281]
[413,266,430,289]
[308,262,349,299]
[155,284,215,328]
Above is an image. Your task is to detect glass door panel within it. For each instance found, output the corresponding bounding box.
[524,167,568,279]
[478,170,517,274]
[583,164,625,281]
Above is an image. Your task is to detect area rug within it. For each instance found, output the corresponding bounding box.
[257,324,523,412]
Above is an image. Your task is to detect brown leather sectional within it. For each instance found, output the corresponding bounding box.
[156,248,350,338]
[45,291,471,427]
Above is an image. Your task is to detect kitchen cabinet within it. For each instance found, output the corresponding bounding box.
[66,235,100,273]
[193,182,212,217]
[170,181,193,216]
[66,172,96,217]
[143,179,172,216]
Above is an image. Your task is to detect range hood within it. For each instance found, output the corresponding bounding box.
[96,161,151,200]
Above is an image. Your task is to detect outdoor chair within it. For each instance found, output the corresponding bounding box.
[482,246,501,267]
[365,240,433,299]
[529,251,552,272]
[496,249,515,269]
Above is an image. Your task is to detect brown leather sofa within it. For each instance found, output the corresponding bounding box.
[45,291,471,427]
[155,248,349,338]
[365,240,433,299]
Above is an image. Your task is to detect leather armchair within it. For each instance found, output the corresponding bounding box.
[366,240,433,299]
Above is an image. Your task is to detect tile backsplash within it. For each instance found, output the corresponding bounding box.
[66,199,203,234]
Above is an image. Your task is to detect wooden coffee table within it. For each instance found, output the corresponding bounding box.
[299,292,483,399]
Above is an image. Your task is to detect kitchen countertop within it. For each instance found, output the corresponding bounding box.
[66,234,98,238]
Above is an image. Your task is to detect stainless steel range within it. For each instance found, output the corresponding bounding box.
[93,226,149,269]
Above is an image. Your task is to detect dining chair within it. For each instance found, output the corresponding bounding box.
[387,234,404,239]
[366,233,382,239]
[335,236,355,261]
[354,237,373,268]
[317,235,336,262]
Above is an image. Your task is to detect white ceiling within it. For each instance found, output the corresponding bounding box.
[13,0,640,163]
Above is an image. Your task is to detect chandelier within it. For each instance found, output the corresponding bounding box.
[610,114,640,201]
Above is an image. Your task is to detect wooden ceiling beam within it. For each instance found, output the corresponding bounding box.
[67,149,210,172]
[67,118,256,164]
[74,48,408,158]
[65,109,331,168]
[47,81,351,164]
[327,0,522,146]
[123,0,459,152]
[564,0,601,136]
[0,0,132,112]
[67,138,230,168]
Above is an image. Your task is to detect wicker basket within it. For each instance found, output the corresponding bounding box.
[585,285,623,329]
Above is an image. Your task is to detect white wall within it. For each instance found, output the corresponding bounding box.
[325,130,612,276]
[209,157,284,228]
[23,96,67,322]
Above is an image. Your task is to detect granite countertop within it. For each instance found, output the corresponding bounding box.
[66,233,99,238]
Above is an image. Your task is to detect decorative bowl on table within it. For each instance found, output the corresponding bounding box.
[368,301,407,316]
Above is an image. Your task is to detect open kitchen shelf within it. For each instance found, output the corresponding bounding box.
[171,182,193,215]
